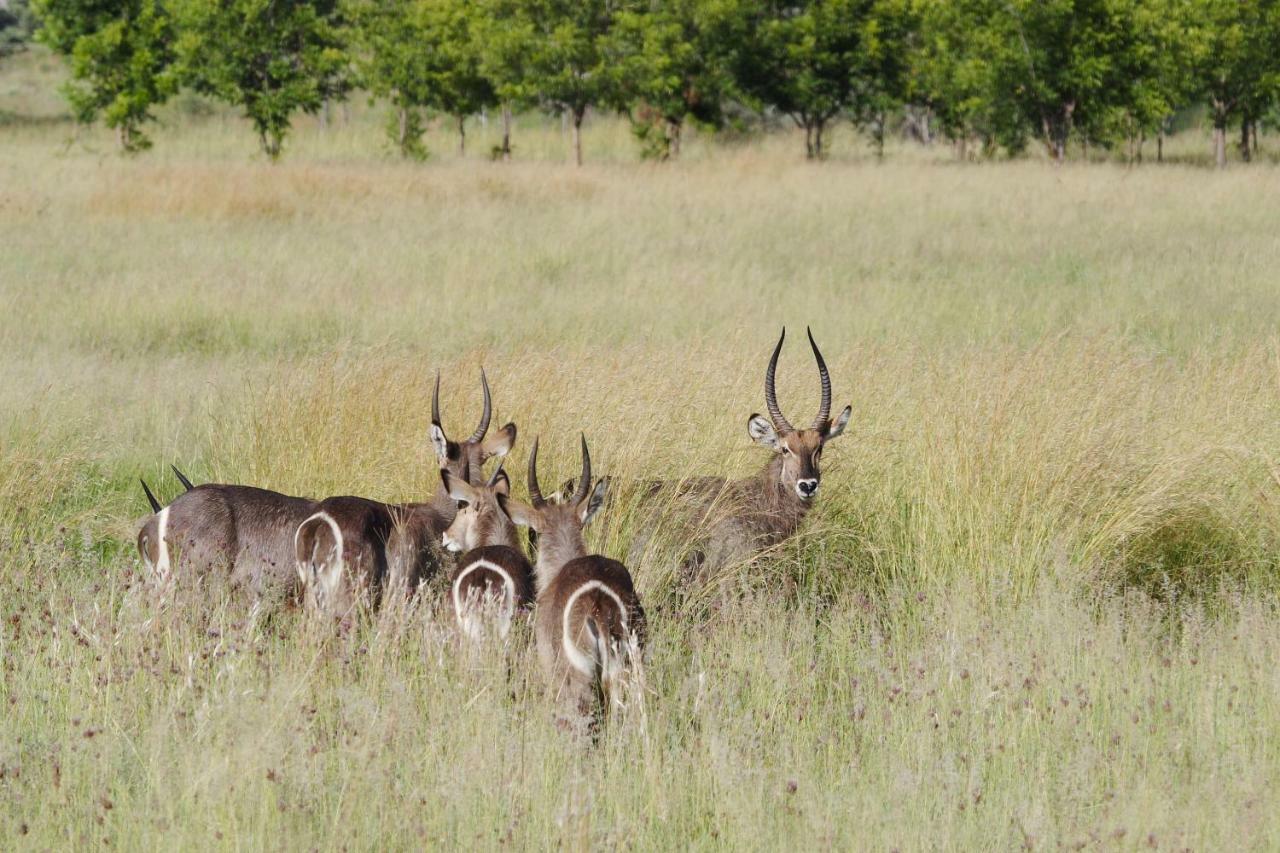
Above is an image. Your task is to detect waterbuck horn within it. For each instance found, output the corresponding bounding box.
[431,370,442,428]
[571,434,592,505]
[141,479,162,514]
[486,460,506,488]
[527,436,545,507]
[807,326,832,428]
[764,327,794,434]
[171,465,195,491]
[467,367,492,443]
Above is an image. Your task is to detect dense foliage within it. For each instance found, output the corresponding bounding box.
[25,0,1280,162]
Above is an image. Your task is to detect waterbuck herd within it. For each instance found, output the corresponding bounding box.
[137,328,850,729]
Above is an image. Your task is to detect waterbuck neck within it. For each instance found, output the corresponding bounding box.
[534,525,588,592]
[755,454,810,532]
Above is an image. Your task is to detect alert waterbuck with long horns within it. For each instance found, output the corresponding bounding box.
[630,327,852,587]
[294,369,517,619]
[439,465,535,640]
[498,435,647,730]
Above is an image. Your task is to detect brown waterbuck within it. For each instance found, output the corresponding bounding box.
[498,435,646,729]
[631,327,852,584]
[439,465,535,640]
[294,369,516,618]
[137,369,508,607]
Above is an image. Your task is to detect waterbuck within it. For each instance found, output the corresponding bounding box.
[137,369,508,607]
[439,465,535,640]
[498,435,646,730]
[631,327,852,584]
[294,370,516,618]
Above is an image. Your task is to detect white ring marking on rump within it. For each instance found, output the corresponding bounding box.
[561,579,628,677]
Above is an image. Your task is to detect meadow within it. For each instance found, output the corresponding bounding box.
[4,48,1280,849]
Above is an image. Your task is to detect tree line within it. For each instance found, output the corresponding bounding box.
[12,0,1280,166]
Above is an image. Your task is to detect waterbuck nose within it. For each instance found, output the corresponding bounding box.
[442,533,462,553]
[797,479,819,498]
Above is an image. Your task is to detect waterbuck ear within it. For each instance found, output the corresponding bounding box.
[496,493,540,531]
[747,414,782,451]
[491,467,511,496]
[430,421,450,465]
[440,469,478,504]
[579,478,609,527]
[824,405,852,442]
[480,422,516,460]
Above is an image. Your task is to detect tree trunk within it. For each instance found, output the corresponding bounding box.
[666,117,682,159]
[1213,123,1227,169]
[1251,121,1259,156]
[813,120,825,159]
[1240,120,1252,163]
[1157,121,1165,163]
[501,102,513,162]
[804,122,814,159]
[398,106,410,156]
[572,108,584,166]
[457,115,466,156]
[320,98,330,129]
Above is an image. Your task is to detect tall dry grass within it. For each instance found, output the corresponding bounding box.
[4,53,1280,847]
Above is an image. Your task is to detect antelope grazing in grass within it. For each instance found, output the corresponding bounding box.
[499,436,646,730]
[439,465,535,640]
[295,370,516,618]
[632,327,852,583]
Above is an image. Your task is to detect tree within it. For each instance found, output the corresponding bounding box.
[1,0,36,59]
[908,0,1006,157]
[418,0,495,155]
[483,0,617,165]
[345,0,493,159]
[982,0,1156,164]
[605,0,736,160]
[32,0,177,150]
[1183,0,1280,168]
[344,0,436,158]
[174,0,348,160]
[733,0,888,159]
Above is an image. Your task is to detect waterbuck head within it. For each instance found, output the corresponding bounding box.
[497,435,608,576]
[747,327,852,502]
[429,368,517,486]
[440,464,514,553]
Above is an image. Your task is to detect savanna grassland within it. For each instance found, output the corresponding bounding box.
[4,48,1280,850]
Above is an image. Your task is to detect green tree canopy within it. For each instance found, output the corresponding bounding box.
[174,0,348,160]
[33,0,177,150]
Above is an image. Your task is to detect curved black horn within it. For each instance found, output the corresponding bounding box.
[527,436,545,507]
[571,434,592,505]
[467,367,492,443]
[807,326,832,428]
[141,479,161,513]
[431,370,442,427]
[486,461,506,488]
[171,465,195,491]
[764,328,794,434]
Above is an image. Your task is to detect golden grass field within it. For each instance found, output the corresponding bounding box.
[4,47,1280,849]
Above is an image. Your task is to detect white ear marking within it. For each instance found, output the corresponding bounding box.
[748,414,782,451]
[826,405,852,441]
[430,423,449,464]
[580,478,608,526]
